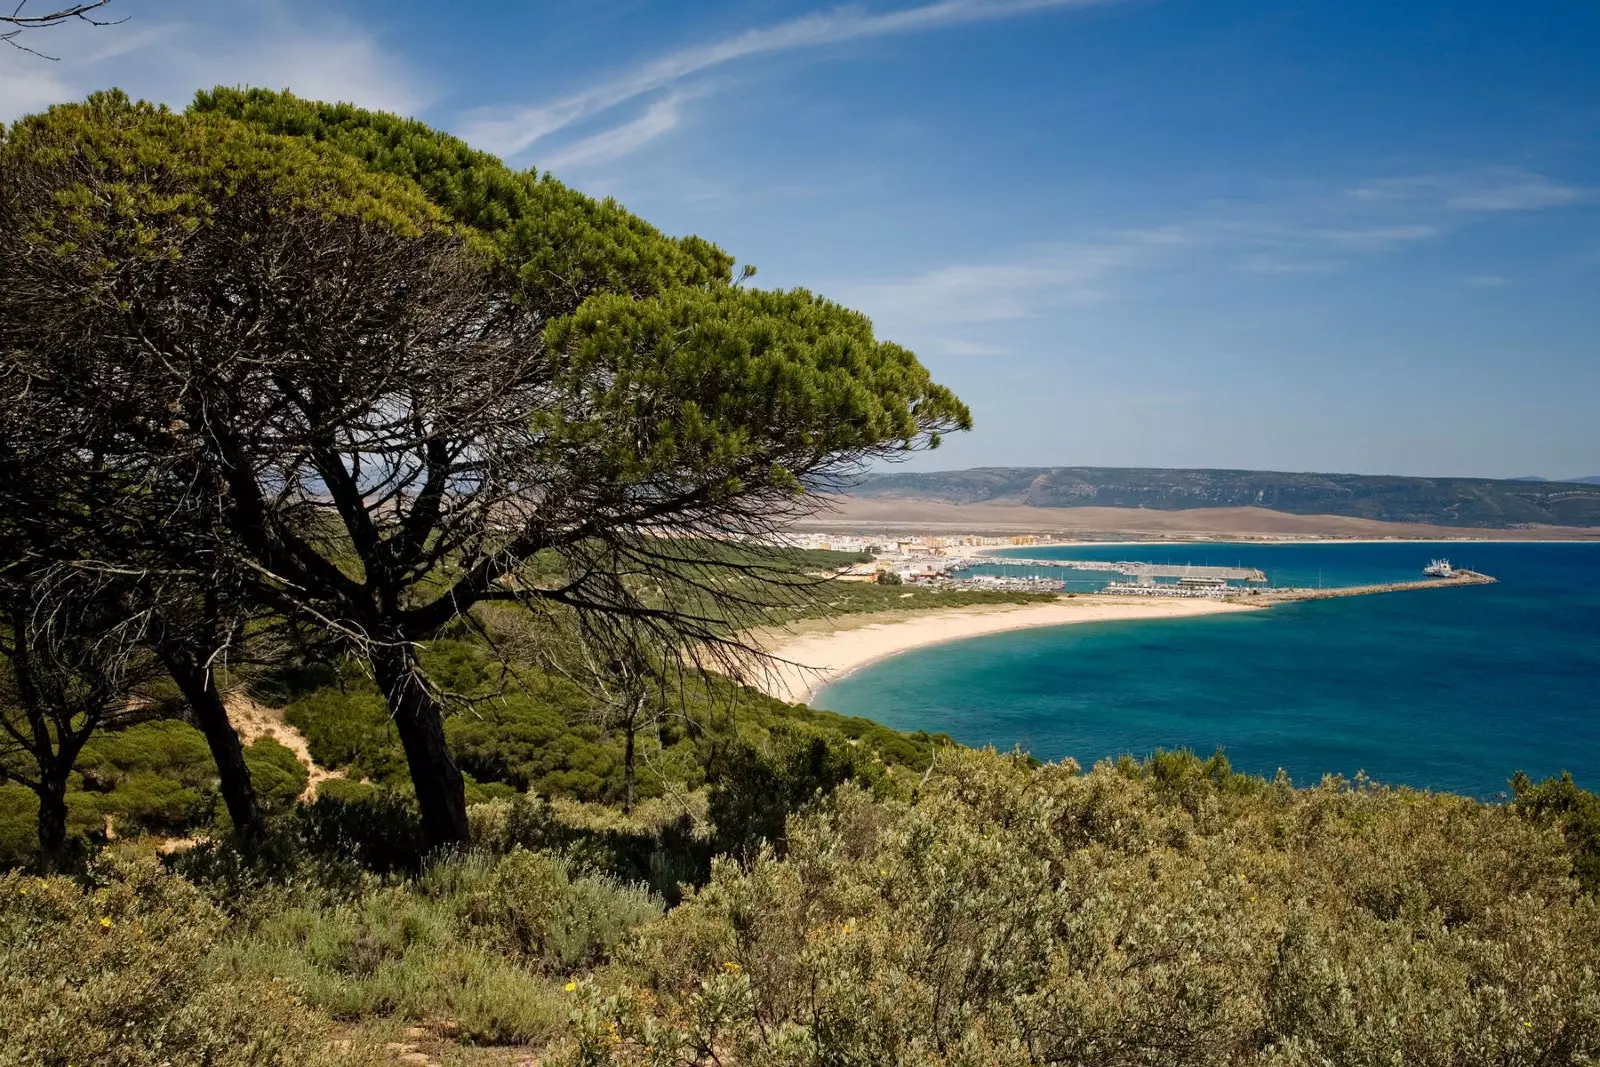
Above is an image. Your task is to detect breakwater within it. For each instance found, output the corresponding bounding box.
[1226,570,1497,604]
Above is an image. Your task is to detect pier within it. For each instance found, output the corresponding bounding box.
[1222,569,1498,603]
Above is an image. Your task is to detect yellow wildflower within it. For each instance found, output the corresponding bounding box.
[99,917,112,928]
[722,960,742,973]
[564,980,577,992]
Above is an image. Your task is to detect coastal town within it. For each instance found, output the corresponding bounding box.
[774,530,1496,601]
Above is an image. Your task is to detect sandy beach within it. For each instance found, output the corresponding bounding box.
[750,595,1256,705]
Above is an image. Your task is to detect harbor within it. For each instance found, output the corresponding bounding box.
[958,557,1268,582]
[834,543,1498,602]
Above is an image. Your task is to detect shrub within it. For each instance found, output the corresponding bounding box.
[75,720,221,838]
[0,856,372,1066]
[566,749,1600,1066]
[708,728,886,859]
[244,736,312,815]
[223,848,656,1046]
[0,785,38,868]
[291,787,426,875]
[1513,770,1600,893]
[424,848,662,971]
[284,686,411,789]
[220,885,564,1046]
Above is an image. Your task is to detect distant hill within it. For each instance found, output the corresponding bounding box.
[853,466,1600,529]
[1570,475,1600,486]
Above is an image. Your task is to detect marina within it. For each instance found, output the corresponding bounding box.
[960,557,1268,582]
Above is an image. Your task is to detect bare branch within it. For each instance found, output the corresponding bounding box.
[2,1,124,60]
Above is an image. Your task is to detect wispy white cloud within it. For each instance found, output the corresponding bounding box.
[538,93,687,171]
[829,228,1185,338]
[0,2,433,126]
[834,242,1141,328]
[1350,170,1588,213]
[0,64,75,123]
[828,170,1577,335]
[202,33,431,116]
[458,0,1121,162]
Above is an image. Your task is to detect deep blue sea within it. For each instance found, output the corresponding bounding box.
[816,541,1600,797]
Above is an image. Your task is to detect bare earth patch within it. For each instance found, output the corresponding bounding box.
[227,693,338,798]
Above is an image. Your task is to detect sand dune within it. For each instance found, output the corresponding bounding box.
[792,496,1600,541]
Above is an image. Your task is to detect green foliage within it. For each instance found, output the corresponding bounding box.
[469,794,712,905]
[219,848,659,1046]
[571,749,1600,1065]
[279,633,939,817]
[775,580,1054,621]
[423,848,662,971]
[188,87,734,307]
[76,720,219,838]
[0,857,372,1066]
[708,728,889,860]
[0,785,39,868]
[0,718,315,867]
[1513,770,1600,893]
[786,547,876,568]
[3,90,451,264]
[244,737,311,815]
[543,286,970,489]
[285,686,410,789]
[292,787,427,877]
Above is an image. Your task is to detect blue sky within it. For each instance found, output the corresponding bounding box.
[4,0,1597,478]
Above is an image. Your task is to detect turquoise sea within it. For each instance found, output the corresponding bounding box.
[816,541,1600,798]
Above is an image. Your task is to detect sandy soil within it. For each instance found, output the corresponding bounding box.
[792,496,1600,541]
[748,595,1255,705]
[226,693,338,799]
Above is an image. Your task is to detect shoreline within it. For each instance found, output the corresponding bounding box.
[749,596,1256,705]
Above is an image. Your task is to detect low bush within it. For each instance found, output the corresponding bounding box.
[3,719,322,867]
[708,727,888,859]
[292,786,428,876]
[222,847,660,1046]
[565,748,1600,1066]
[0,856,373,1066]
[423,848,662,971]
[245,736,313,815]
[1514,769,1600,893]
[469,793,712,903]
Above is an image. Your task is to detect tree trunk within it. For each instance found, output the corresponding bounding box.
[623,724,636,815]
[160,645,269,851]
[35,767,69,870]
[368,640,470,851]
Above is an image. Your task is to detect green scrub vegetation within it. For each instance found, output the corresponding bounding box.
[2,87,1598,1065]
[4,750,1598,1065]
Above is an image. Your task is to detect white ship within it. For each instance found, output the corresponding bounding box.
[1423,558,1454,578]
